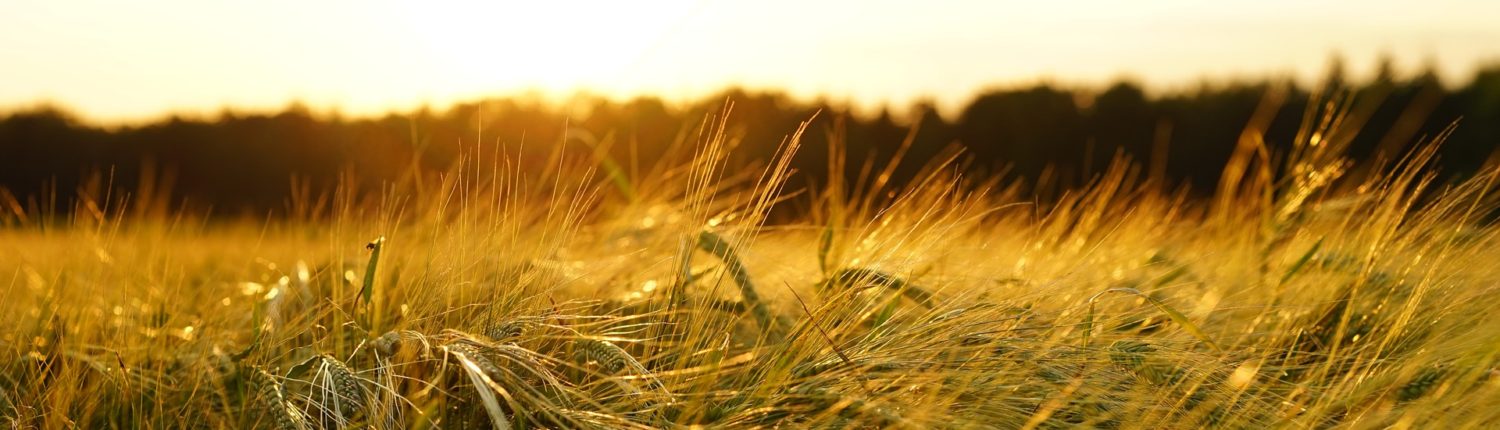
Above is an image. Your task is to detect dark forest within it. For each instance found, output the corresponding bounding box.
[5,61,1499,216]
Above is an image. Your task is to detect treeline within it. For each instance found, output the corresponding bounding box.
[3,63,1499,216]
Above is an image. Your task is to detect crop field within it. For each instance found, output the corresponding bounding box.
[3,103,1499,429]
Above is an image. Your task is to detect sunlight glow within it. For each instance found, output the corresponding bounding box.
[2,0,1498,123]
[391,2,700,93]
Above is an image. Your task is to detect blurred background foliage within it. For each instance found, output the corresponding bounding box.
[4,60,1499,217]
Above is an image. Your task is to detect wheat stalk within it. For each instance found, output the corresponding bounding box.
[443,342,513,430]
[251,367,309,430]
[575,339,631,374]
[307,355,367,428]
[695,230,777,331]
[829,268,936,308]
[486,321,527,343]
[1398,367,1445,402]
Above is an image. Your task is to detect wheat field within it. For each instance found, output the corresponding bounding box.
[3,100,1499,429]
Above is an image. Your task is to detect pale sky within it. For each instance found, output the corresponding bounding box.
[3,0,1499,124]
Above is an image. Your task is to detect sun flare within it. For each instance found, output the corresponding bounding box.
[388,2,701,94]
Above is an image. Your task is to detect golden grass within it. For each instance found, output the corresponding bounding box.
[2,99,1499,429]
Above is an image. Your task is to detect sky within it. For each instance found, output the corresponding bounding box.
[3,0,1499,124]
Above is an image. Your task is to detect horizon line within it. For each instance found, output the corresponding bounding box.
[6,59,1493,128]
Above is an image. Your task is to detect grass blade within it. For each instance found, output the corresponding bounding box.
[1086,288,1223,353]
[1280,238,1324,285]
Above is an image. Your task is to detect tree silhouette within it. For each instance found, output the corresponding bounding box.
[3,64,1499,217]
